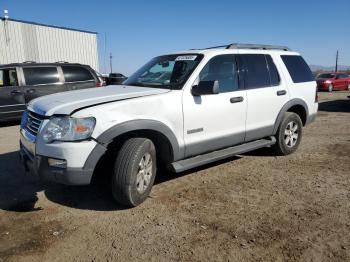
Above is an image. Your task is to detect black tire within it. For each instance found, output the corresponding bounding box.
[112,138,156,207]
[273,112,303,156]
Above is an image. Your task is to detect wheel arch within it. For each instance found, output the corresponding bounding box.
[96,119,183,164]
[273,99,309,134]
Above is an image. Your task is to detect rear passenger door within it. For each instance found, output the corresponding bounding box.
[237,54,289,142]
[22,66,67,104]
[61,66,97,90]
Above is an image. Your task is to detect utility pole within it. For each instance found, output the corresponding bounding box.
[109,53,113,74]
[335,50,338,73]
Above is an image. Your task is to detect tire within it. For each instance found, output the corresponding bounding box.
[328,84,333,92]
[112,138,157,207]
[273,112,303,156]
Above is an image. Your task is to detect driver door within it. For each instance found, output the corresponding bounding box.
[183,54,247,157]
[0,67,26,120]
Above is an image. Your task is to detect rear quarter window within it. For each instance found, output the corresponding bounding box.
[62,66,94,82]
[281,55,314,83]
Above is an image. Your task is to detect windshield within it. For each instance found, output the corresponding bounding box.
[318,73,335,79]
[124,54,203,89]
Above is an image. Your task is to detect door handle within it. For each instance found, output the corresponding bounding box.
[10,90,22,95]
[230,96,244,103]
[277,90,287,96]
[26,89,36,94]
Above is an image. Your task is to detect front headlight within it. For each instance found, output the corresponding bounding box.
[42,116,96,143]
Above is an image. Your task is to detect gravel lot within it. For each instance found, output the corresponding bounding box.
[0,92,349,262]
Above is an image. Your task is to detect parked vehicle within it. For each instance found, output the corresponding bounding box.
[0,62,103,121]
[316,72,350,92]
[20,43,318,207]
[95,71,107,86]
[107,73,127,85]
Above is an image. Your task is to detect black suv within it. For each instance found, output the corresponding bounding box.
[0,62,102,121]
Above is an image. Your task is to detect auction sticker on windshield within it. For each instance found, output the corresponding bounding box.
[175,55,197,61]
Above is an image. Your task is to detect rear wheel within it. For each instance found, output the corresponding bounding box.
[111,138,156,207]
[273,112,303,155]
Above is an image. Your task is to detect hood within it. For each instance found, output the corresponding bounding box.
[28,85,170,116]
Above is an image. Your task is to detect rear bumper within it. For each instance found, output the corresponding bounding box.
[20,142,94,185]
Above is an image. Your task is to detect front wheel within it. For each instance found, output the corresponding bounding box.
[273,112,303,155]
[112,138,157,207]
[328,84,333,92]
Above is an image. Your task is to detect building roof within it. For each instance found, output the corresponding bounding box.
[0,17,97,34]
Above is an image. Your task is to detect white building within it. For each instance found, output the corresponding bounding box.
[0,17,99,70]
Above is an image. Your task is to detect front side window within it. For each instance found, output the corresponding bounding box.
[240,54,270,89]
[198,55,239,93]
[124,54,203,89]
[62,66,94,82]
[281,55,314,83]
[0,68,18,87]
[23,67,60,85]
[338,74,349,79]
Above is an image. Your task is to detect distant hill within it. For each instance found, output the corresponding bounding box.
[310,65,350,72]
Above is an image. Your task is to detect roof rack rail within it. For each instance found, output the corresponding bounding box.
[23,61,36,63]
[55,61,69,63]
[226,43,291,51]
[193,43,291,51]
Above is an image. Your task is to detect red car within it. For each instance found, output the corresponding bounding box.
[316,73,350,92]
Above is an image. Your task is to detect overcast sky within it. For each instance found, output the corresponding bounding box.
[1,0,349,75]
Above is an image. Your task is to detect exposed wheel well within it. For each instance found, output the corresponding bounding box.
[106,130,174,165]
[287,105,307,125]
[91,130,174,184]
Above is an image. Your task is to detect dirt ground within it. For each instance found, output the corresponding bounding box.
[0,92,349,262]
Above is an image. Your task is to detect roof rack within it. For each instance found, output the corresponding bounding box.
[23,61,36,63]
[55,61,69,63]
[227,43,291,51]
[193,43,291,51]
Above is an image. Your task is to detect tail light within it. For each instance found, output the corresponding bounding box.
[96,81,103,87]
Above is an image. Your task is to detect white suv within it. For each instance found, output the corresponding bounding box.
[20,43,318,206]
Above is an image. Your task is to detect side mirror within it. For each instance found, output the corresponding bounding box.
[191,80,220,96]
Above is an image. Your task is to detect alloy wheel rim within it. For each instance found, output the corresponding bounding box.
[284,121,299,148]
[136,153,153,194]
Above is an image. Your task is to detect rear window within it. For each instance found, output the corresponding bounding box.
[23,67,60,85]
[62,66,94,82]
[281,55,314,83]
[318,73,334,79]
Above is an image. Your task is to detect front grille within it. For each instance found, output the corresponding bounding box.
[25,111,44,136]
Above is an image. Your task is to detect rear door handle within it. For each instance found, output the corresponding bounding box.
[277,90,287,96]
[26,89,36,94]
[230,96,244,103]
[11,90,22,95]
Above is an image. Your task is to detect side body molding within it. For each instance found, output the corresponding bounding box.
[273,98,309,134]
[96,119,184,161]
